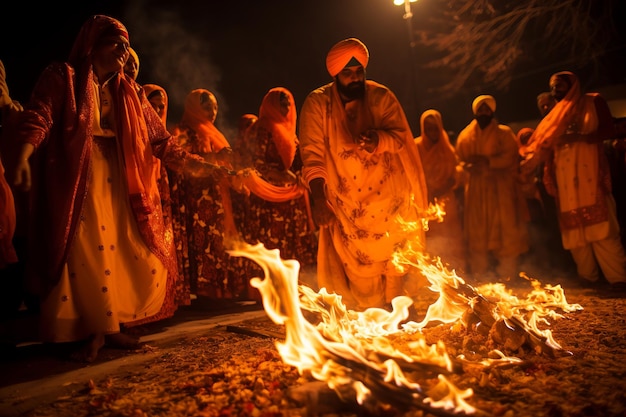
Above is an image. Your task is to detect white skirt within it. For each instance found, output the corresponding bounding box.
[40,138,167,343]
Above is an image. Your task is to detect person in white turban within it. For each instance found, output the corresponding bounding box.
[455,95,529,281]
[298,37,428,311]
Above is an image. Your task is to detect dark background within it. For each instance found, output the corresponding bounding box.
[2,0,626,139]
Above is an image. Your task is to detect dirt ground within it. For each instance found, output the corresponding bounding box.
[0,276,625,417]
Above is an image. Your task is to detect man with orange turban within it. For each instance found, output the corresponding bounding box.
[299,38,428,311]
[455,95,529,281]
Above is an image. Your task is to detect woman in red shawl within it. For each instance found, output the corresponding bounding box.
[414,109,466,272]
[170,89,252,299]
[240,87,317,274]
[12,15,221,362]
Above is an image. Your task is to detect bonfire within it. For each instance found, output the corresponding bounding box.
[229,234,582,416]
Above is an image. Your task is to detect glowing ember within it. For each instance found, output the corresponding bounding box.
[229,237,582,415]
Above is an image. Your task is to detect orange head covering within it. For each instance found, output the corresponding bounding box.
[472,95,496,114]
[124,47,140,80]
[67,15,156,218]
[257,87,298,169]
[521,71,582,158]
[516,127,535,149]
[180,88,230,154]
[326,38,369,77]
[69,15,128,70]
[238,113,258,138]
[143,83,168,126]
[415,109,457,197]
[419,109,452,147]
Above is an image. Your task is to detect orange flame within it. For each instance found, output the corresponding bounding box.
[231,243,476,413]
[229,220,582,414]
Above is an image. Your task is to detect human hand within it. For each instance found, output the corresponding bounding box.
[357,129,379,153]
[463,154,489,172]
[215,147,234,167]
[185,156,233,179]
[229,172,250,195]
[308,178,334,227]
[13,159,31,192]
[311,196,335,227]
[520,154,539,177]
[263,169,298,186]
[612,138,626,151]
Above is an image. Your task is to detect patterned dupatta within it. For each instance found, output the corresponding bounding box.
[113,76,157,215]
[69,15,157,216]
[239,88,307,204]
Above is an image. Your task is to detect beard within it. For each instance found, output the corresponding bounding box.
[475,114,493,129]
[336,79,365,101]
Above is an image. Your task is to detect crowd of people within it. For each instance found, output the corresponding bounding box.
[1,15,625,361]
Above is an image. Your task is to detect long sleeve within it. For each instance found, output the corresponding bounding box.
[298,86,329,186]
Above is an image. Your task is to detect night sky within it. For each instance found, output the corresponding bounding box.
[3,0,626,139]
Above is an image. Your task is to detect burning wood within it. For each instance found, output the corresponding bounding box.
[229,242,583,415]
[437,276,565,358]
[5,280,623,417]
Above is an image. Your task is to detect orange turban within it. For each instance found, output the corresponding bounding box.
[472,95,496,114]
[326,38,369,77]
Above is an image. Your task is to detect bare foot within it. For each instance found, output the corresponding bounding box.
[105,332,142,350]
[71,333,105,363]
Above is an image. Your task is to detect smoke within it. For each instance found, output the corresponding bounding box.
[121,1,237,141]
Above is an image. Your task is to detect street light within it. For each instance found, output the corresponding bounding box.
[393,0,417,48]
[393,0,420,127]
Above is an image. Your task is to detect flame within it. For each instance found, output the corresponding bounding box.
[229,221,582,414]
[231,243,474,413]
[392,229,582,354]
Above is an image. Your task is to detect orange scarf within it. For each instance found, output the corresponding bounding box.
[257,87,297,169]
[114,76,157,216]
[239,169,314,232]
[415,109,457,195]
[143,83,168,126]
[522,71,584,157]
[179,89,230,154]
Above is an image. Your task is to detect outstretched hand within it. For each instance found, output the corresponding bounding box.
[185,157,233,179]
